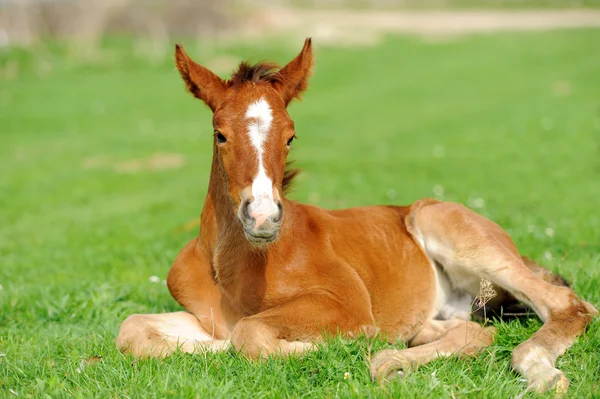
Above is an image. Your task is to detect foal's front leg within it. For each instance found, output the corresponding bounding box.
[117,311,231,358]
[231,293,376,359]
[117,238,234,358]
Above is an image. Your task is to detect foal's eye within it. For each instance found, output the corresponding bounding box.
[215,131,227,144]
[286,136,295,147]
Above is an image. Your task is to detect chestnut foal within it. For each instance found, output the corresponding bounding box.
[116,39,597,393]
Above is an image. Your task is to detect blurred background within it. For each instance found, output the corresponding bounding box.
[1,1,599,396]
[2,0,599,47]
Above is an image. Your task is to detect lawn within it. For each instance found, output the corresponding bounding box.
[1,29,599,398]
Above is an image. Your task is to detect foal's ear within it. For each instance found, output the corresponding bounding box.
[175,44,226,112]
[274,38,314,106]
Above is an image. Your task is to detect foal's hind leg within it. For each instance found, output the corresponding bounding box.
[371,319,495,382]
[407,200,598,393]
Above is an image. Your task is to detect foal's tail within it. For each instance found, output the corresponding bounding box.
[519,256,570,288]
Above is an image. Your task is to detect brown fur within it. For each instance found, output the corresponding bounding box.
[116,39,597,394]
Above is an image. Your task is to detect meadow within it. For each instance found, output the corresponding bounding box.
[1,28,599,398]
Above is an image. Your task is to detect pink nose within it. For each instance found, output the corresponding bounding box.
[241,200,283,231]
[250,210,269,230]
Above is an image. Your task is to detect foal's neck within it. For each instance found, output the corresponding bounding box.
[200,149,272,313]
[201,148,267,270]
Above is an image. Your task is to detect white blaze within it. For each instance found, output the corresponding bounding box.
[245,98,278,226]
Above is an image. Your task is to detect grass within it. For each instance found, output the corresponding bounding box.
[1,29,599,398]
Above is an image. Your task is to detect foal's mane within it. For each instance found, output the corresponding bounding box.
[282,164,299,194]
[227,61,283,87]
[227,61,300,193]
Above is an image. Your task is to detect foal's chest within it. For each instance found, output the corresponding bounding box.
[213,255,293,317]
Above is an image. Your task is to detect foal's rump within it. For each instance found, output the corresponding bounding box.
[404,198,571,321]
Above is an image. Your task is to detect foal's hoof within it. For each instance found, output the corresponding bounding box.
[528,368,569,396]
[370,349,415,383]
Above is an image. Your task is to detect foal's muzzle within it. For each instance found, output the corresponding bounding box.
[238,198,283,245]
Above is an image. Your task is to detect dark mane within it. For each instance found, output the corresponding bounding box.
[283,163,299,194]
[228,61,283,87]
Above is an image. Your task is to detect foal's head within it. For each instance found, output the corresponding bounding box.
[175,39,313,246]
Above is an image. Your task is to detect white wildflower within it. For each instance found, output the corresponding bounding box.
[544,251,553,260]
[433,185,444,197]
[344,371,351,380]
[545,227,554,237]
[148,276,160,283]
[431,370,439,387]
[469,197,485,209]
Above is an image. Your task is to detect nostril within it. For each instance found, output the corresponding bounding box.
[273,201,284,223]
[241,199,252,220]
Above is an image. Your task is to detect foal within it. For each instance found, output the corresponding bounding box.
[116,39,597,393]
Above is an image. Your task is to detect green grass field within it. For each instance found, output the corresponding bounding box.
[1,29,599,398]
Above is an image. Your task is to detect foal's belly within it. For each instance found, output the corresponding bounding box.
[365,240,438,340]
[328,206,439,340]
